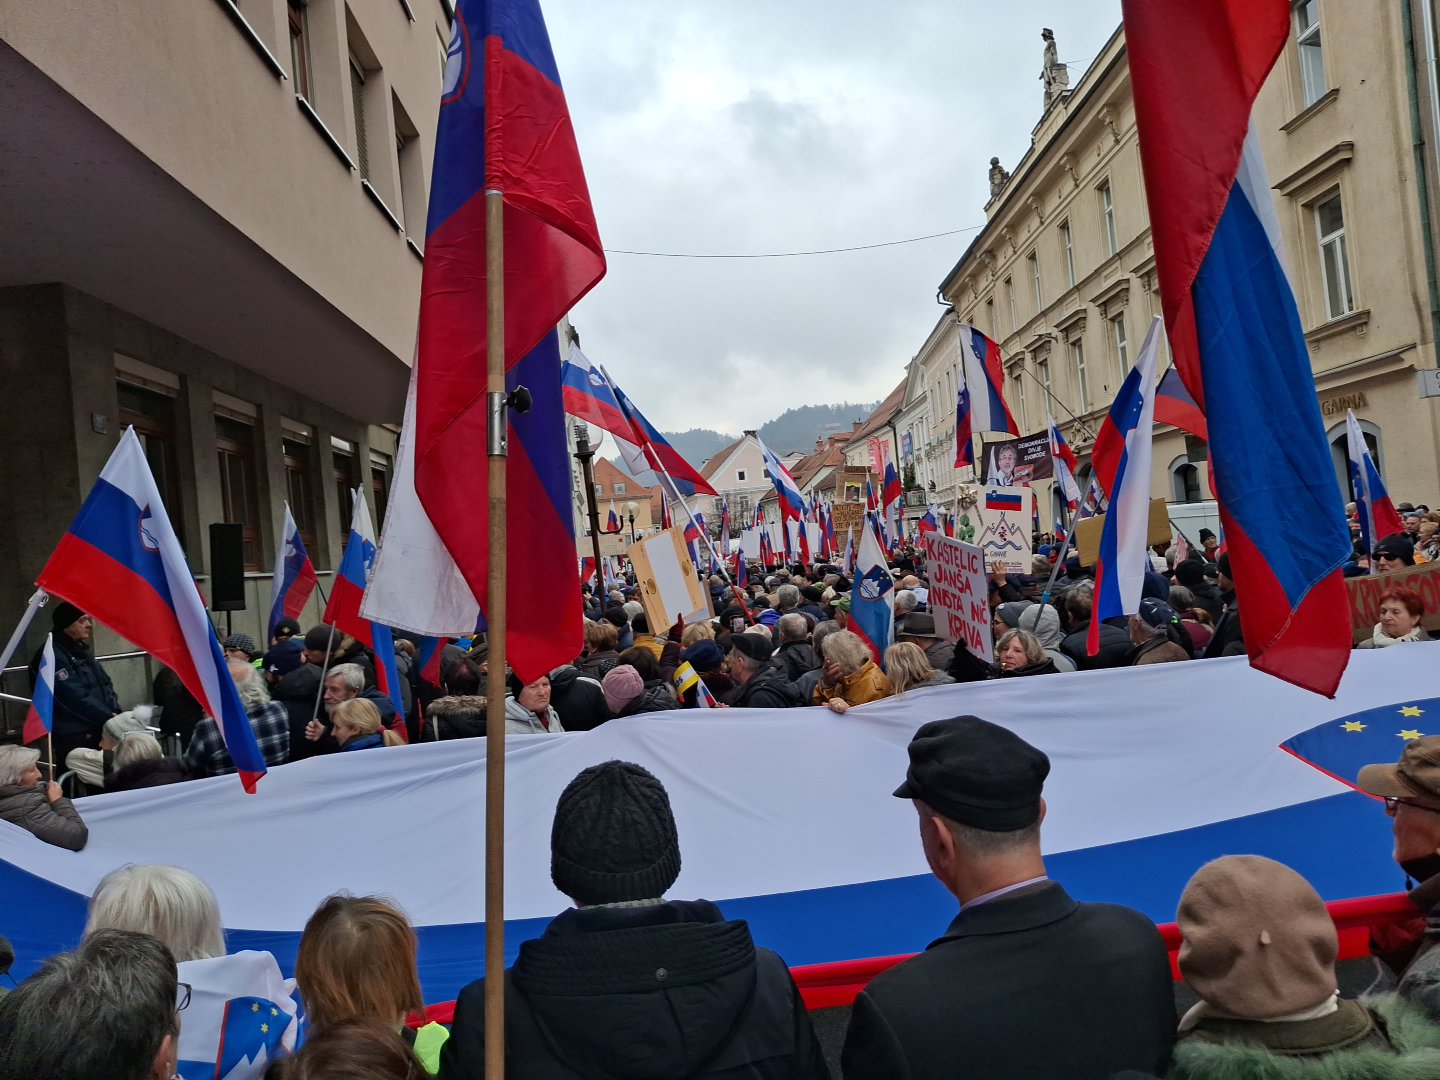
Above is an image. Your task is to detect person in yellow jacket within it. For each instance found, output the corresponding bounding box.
[812,630,894,713]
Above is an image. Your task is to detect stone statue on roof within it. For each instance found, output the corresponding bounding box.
[1041,28,1070,108]
[988,156,1010,198]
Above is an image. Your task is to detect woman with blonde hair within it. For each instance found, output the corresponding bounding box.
[332,698,404,750]
[994,628,1059,677]
[883,642,954,695]
[680,621,715,649]
[813,630,894,712]
[295,894,448,1073]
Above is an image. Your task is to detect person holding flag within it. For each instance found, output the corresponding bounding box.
[25,601,120,767]
[0,743,88,850]
[1345,409,1405,567]
[327,489,406,726]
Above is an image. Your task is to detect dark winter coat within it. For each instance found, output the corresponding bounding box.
[1185,580,1225,622]
[270,663,324,761]
[730,667,804,709]
[996,657,1061,678]
[1061,621,1136,669]
[0,783,88,850]
[616,682,676,718]
[104,757,193,793]
[437,900,829,1080]
[843,882,1175,1080]
[549,667,609,732]
[1203,594,1246,658]
[425,695,487,740]
[797,602,828,626]
[30,633,119,738]
[773,640,821,682]
[576,649,622,681]
[153,666,205,749]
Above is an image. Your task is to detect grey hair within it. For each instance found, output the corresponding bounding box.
[0,929,177,1079]
[996,628,1046,667]
[228,658,271,709]
[821,629,871,674]
[325,663,367,694]
[0,744,40,787]
[113,732,163,771]
[811,620,841,657]
[744,624,773,645]
[86,864,226,962]
[947,817,1042,856]
[894,590,918,615]
[777,612,808,643]
[776,583,800,610]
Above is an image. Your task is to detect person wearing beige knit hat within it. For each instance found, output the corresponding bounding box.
[1169,855,1440,1078]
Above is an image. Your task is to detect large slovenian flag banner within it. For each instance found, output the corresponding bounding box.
[267,504,318,642]
[849,518,895,665]
[954,323,1018,468]
[367,0,602,679]
[326,490,405,718]
[1089,317,1163,657]
[560,345,634,445]
[36,429,267,791]
[23,636,54,746]
[1346,409,1404,563]
[1125,0,1352,696]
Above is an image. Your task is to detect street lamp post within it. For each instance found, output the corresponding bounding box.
[572,421,608,585]
[626,500,638,544]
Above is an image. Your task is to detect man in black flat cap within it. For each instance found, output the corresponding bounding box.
[28,602,120,765]
[727,634,802,709]
[842,716,1175,1080]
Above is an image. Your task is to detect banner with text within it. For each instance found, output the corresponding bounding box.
[980,431,1053,485]
[922,533,994,663]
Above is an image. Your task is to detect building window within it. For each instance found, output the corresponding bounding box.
[288,0,313,101]
[1111,314,1129,379]
[614,482,626,495]
[1099,181,1117,256]
[1295,0,1326,107]
[1060,221,1076,287]
[1072,338,1089,412]
[371,454,391,528]
[1012,372,1027,430]
[118,382,185,550]
[986,297,997,337]
[593,483,603,500]
[1037,357,1052,412]
[349,57,370,180]
[393,94,424,238]
[1315,192,1354,319]
[1005,277,1017,330]
[736,470,747,482]
[333,443,357,542]
[1170,459,1203,503]
[282,437,318,561]
[1028,250,1043,309]
[216,416,263,570]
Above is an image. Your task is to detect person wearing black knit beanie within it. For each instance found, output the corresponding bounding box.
[439,761,829,1080]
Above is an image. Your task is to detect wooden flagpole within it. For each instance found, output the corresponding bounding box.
[482,188,508,1080]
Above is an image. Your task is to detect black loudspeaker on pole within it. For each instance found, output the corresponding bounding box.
[208,523,246,614]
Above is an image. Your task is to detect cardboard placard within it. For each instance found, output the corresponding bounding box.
[1346,559,1440,643]
[626,527,711,630]
[975,485,1033,575]
[922,533,994,663]
[1074,498,1171,567]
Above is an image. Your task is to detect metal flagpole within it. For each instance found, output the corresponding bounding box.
[0,588,49,674]
[482,188,508,1080]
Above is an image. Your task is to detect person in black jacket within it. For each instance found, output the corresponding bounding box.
[263,643,324,762]
[548,665,608,731]
[1172,559,1224,622]
[843,715,1176,1080]
[773,614,821,682]
[1202,553,1246,658]
[438,761,828,1080]
[1059,582,1135,669]
[727,636,802,708]
[29,603,120,766]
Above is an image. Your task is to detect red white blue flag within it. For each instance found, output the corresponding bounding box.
[759,437,806,544]
[326,490,405,718]
[1126,0,1353,695]
[612,382,717,498]
[1346,409,1404,564]
[1155,365,1209,442]
[23,636,54,746]
[267,503,317,641]
[850,519,895,665]
[1048,416,1082,511]
[954,324,1018,468]
[984,491,1023,512]
[561,345,633,445]
[37,429,267,791]
[606,502,620,532]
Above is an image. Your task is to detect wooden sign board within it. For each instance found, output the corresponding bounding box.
[626,527,711,629]
[1346,559,1440,644]
[1074,499,1172,567]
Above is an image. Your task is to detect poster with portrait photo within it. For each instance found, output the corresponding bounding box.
[979,432,1053,486]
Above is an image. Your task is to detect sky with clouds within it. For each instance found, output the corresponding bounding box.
[548,1,1123,434]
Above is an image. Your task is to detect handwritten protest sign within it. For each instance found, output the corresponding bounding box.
[975,485,1032,575]
[1346,559,1440,643]
[922,533,994,663]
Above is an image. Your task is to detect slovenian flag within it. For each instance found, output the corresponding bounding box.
[1048,416,1083,511]
[23,636,54,746]
[984,491,1023,512]
[1346,408,1404,564]
[36,429,267,791]
[267,503,318,642]
[607,502,620,532]
[561,345,635,445]
[325,490,405,719]
[849,519,895,665]
[954,323,1019,468]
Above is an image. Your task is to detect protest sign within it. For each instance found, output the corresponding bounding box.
[980,432,1053,485]
[627,527,711,628]
[740,528,761,561]
[1346,559,1440,643]
[922,533,994,663]
[975,485,1032,574]
[1074,498,1170,567]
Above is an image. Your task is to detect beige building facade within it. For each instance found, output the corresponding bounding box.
[0,0,450,721]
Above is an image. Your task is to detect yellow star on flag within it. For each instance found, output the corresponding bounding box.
[271,1007,279,1017]
[261,1023,269,1034]
[251,1003,261,1013]
[1342,721,1366,733]
[1401,706,1424,718]
[1399,729,1424,741]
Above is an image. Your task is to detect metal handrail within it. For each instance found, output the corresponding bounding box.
[2,649,151,679]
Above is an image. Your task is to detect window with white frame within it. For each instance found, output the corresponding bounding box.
[1005,277,1017,331]
[614,482,626,495]
[1028,251,1043,309]
[1013,372,1027,430]
[1099,181,1117,256]
[1315,191,1354,319]
[1072,338,1089,412]
[1037,357,1052,411]
[1111,314,1128,378]
[1060,221,1076,288]
[1295,0,1326,108]
[986,297,997,337]
[736,469,746,482]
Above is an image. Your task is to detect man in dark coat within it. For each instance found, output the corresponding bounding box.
[727,636,802,708]
[1203,553,1246,658]
[439,761,828,1080]
[896,612,954,674]
[843,716,1176,1080]
[547,665,608,731]
[772,614,821,682]
[1059,584,1134,669]
[29,603,120,765]
[1172,559,1223,622]
[263,643,324,762]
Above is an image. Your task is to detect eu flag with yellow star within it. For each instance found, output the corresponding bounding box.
[1282,697,1440,789]
[215,996,291,1078]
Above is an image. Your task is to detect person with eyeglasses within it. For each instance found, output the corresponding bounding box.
[0,928,184,1080]
[1357,737,1440,1020]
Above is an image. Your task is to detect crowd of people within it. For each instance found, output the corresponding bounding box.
[7,716,1440,1078]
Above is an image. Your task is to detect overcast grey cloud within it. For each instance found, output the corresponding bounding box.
[548,2,1122,433]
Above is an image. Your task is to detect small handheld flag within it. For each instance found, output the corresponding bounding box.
[1346,409,1404,563]
[267,504,318,642]
[23,635,54,746]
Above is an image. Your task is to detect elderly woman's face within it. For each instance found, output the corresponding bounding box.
[999,637,1030,670]
[1379,599,1422,639]
[519,676,551,712]
[19,763,42,787]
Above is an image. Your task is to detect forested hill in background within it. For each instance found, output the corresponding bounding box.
[611,402,879,476]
